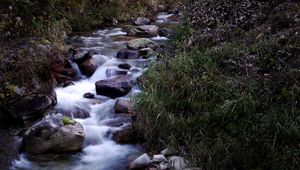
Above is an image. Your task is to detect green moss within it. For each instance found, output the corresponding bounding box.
[62,116,76,126]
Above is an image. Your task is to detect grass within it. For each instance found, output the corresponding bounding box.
[1,0,180,40]
[135,5,300,169]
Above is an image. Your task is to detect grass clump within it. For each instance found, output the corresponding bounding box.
[136,1,300,169]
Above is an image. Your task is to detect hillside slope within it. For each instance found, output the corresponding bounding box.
[136,0,300,169]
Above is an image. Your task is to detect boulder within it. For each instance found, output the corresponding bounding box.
[83,92,95,99]
[17,93,56,118]
[95,75,134,98]
[54,108,90,119]
[133,17,151,26]
[129,153,151,169]
[118,63,132,70]
[168,156,187,170]
[127,38,159,50]
[112,125,137,144]
[106,69,128,78]
[128,25,159,37]
[78,58,97,77]
[22,114,85,154]
[116,50,140,59]
[115,99,134,114]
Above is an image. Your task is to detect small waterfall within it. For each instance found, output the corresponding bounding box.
[69,59,83,78]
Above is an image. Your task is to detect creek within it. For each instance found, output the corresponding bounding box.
[11,13,176,170]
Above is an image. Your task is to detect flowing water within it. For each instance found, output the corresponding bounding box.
[11,13,175,170]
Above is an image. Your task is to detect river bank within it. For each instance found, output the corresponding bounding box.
[136,0,300,169]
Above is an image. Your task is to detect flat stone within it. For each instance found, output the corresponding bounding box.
[95,75,134,98]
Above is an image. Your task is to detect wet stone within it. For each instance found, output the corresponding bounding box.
[83,92,95,99]
[118,63,132,70]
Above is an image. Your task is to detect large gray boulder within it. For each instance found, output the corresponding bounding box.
[95,75,134,98]
[127,38,159,50]
[22,114,85,154]
[128,25,159,37]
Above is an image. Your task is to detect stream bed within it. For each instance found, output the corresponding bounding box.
[11,13,176,170]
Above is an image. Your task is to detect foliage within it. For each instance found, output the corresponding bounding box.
[0,0,180,40]
[136,0,300,169]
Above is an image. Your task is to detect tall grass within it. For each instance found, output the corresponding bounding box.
[136,12,300,170]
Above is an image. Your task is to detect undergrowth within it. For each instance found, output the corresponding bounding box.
[136,1,300,169]
[0,0,180,40]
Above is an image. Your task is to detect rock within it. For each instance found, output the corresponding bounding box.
[112,125,137,144]
[22,114,85,154]
[116,50,140,59]
[159,162,169,170]
[17,93,56,118]
[159,28,172,37]
[71,51,93,64]
[83,92,95,99]
[106,69,128,78]
[152,154,167,163]
[54,108,90,119]
[95,75,134,98]
[118,63,132,70]
[61,68,77,78]
[129,153,151,169]
[127,38,159,50]
[128,25,159,37]
[160,148,176,156]
[131,68,141,73]
[115,99,134,114]
[134,17,151,25]
[168,156,187,170]
[167,14,180,22]
[62,81,74,87]
[138,48,155,59]
[78,58,97,77]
